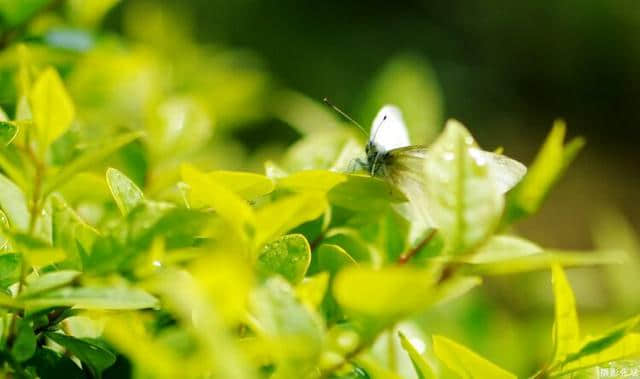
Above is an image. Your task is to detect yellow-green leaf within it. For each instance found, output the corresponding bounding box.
[277,170,346,193]
[432,335,517,379]
[43,131,143,196]
[0,172,30,231]
[30,67,75,154]
[0,121,18,146]
[551,264,580,363]
[296,272,329,310]
[504,120,585,224]
[254,192,327,249]
[424,120,503,255]
[552,333,640,377]
[255,234,311,284]
[181,164,255,242]
[207,170,274,200]
[463,236,622,275]
[333,265,437,321]
[106,167,144,216]
[398,332,436,379]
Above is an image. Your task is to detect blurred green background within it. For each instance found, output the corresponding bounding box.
[110,0,640,250]
[1,1,639,376]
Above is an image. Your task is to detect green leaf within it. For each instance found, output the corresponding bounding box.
[462,236,622,275]
[360,54,443,145]
[333,265,437,321]
[277,170,346,193]
[398,332,436,379]
[106,167,144,216]
[22,286,159,310]
[254,193,328,249]
[308,243,356,276]
[20,270,81,298]
[43,131,143,195]
[30,67,75,155]
[50,195,100,268]
[504,120,585,224]
[296,272,329,309]
[432,335,516,379]
[424,120,503,254]
[11,319,36,362]
[182,164,255,244]
[551,264,580,363]
[0,121,18,146]
[551,333,640,377]
[553,315,640,375]
[206,170,274,200]
[45,332,116,375]
[250,277,323,378]
[0,172,30,231]
[255,234,311,284]
[327,174,407,212]
[0,253,22,288]
[26,347,85,379]
[324,228,375,263]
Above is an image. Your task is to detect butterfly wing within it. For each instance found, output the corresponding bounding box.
[370,105,411,152]
[382,147,434,229]
[471,149,527,194]
[381,146,527,230]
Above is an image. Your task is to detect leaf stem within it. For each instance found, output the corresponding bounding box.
[397,229,437,265]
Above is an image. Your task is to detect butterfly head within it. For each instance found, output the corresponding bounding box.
[365,141,388,176]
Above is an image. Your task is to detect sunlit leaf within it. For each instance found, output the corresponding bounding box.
[23,286,158,310]
[20,270,80,298]
[504,120,585,224]
[333,265,437,321]
[462,236,622,275]
[296,272,329,310]
[181,164,255,245]
[254,193,327,249]
[277,170,346,193]
[250,277,324,378]
[22,248,66,267]
[43,131,143,195]
[552,333,640,377]
[432,335,516,379]
[30,67,75,155]
[255,234,311,284]
[0,121,18,146]
[106,167,144,216]
[0,172,30,231]
[206,170,274,200]
[424,120,503,254]
[551,264,581,363]
[328,174,407,212]
[308,243,356,276]
[398,332,436,379]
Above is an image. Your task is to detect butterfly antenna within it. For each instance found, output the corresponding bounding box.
[371,114,387,142]
[323,97,368,136]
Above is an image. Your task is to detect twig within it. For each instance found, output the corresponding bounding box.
[397,229,437,265]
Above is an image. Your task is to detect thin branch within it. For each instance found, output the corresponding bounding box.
[397,228,437,265]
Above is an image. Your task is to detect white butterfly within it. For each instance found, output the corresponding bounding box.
[357,105,527,227]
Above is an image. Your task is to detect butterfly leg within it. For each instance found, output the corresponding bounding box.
[347,158,367,173]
